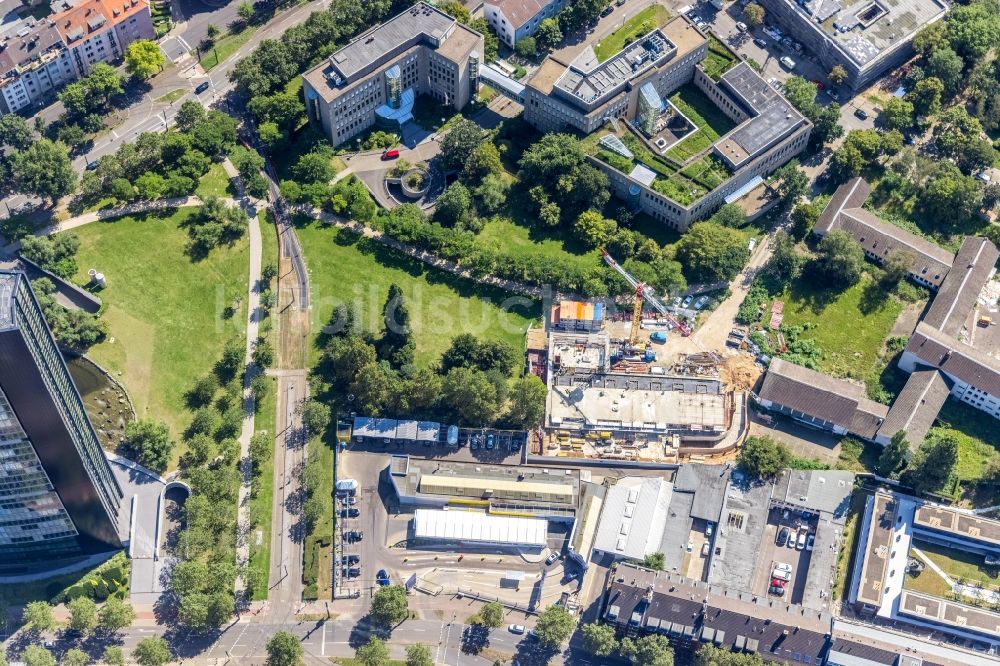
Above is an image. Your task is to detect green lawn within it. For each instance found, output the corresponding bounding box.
[902,558,953,598]
[477,216,600,275]
[670,85,736,142]
[778,275,902,381]
[913,539,1000,591]
[156,89,187,104]
[199,26,258,71]
[196,162,234,199]
[702,34,738,80]
[304,431,335,601]
[248,375,276,601]
[594,5,672,62]
[832,489,867,601]
[928,399,1000,501]
[68,208,249,462]
[297,223,540,368]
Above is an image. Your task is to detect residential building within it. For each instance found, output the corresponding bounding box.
[0,272,122,569]
[757,0,948,90]
[302,2,483,147]
[523,15,811,230]
[757,357,888,440]
[0,0,153,114]
[483,0,568,49]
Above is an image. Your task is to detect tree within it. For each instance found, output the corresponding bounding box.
[881,250,913,288]
[23,601,55,632]
[762,231,802,286]
[927,47,965,97]
[11,139,76,202]
[98,596,136,633]
[581,623,618,657]
[438,0,470,23]
[134,172,166,200]
[463,141,503,183]
[478,602,504,628]
[132,637,172,666]
[642,552,666,571]
[380,283,414,368]
[61,649,88,666]
[206,23,220,39]
[743,2,765,26]
[628,634,674,666]
[266,631,303,666]
[68,596,98,634]
[439,119,486,172]
[293,151,335,184]
[122,420,175,472]
[0,114,33,150]
[301,400,331,435]
[772,162,808,208]
[737,436,790,479]
[355,637,389,666]
[675,222,748,283]
[504,375,547,429]
[125,40,165,79]
[812,230,865,287]
[515,37,537,58]
[405,645,433,666]
[441,367,500,427]
[474,174,508,214]
[86,63,124,105]
[573,210,618,248]
[434,181,473,227]
[536,18,563,52]
[101,647,125,666]
[828,64,848,86]
[906,77,944,117]
[696,646,764,666]
[903,434,958,494]
[533,604,576,649]
[878,431,910,477]
[882,98,914,130]
[176,100,206,132]
[469,17,499,61]
[919,169,982,222]
[22,647,55,666]
[370,585,408,628]
[782,76,817,113]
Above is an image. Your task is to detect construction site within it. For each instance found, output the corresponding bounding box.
[537,252,753,463]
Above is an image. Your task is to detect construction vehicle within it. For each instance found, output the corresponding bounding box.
[601,249,692,342]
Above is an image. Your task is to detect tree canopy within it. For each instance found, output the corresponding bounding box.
[737,436,790,479]
[533,604,577,648]
[125,40,165,79]
[675,222,748,283]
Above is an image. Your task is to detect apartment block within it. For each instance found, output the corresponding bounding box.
[0,272,122,568]
[0,0,153,115]
[302,2,483,147]
[483,0,569,49]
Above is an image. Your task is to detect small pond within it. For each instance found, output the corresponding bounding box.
[66,355,133,451]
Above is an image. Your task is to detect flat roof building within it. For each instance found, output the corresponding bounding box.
[413,508,547,548]
[0,272,122,569]
[758,0,948,90]
[302,2,483,147]
[592,476,672,561]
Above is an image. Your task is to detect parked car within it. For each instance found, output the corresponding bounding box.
[86,161,99,171]
[773,562,792,574]
[770,577,787,588]
[345,530,364,542]
[735,21,748,32]
[806,534,815,551]
[768,584,785,596]
[826,89,840,101]
[339,554,360,565]
[787,531,798,548]
[753,37,768,49]
[671,296,682,308]
[381,148,400,160]
[339,508,360,518]
[854,108,869,120]
[195,81,210,94]
[681,295,694,308]
[339,495,357,505]
[600,5,614,17]
[376,569,390,586]
[616,0,626,6]
[771,568,791,582]
[694,295,709,310]
[796,531,807,550]
[546,552,560,565]
[509,624,526,634]
[779,56,796,70]
[730,329,746,340]
[342,567,361,578]
[701,542,710,556]
[486,434,495,449]
[776,526,789,547]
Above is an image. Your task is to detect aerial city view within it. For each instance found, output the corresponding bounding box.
[2,0,1000,663]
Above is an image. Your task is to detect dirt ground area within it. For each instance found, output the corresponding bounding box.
[748,412,843,465]
[278,256,310,369]
[722,355,761,391]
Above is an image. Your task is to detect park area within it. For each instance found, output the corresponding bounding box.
[594,5,671,62]
[295,223,540,368]
[68,207,250,463]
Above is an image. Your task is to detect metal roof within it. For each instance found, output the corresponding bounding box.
[413,508,547,546]
[593,476,672,560]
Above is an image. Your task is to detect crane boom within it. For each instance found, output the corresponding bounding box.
[602,250,691,336]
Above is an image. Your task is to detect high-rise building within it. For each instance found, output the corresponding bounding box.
[0,271,122,568]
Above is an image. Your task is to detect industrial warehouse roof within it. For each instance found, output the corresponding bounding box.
[771,469,855,518]
[352,416,441,442]
[593,477,672,560]
[419,474,574,503]
[413,509,547,547]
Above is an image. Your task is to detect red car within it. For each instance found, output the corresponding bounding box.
[770,578,787,588]
[381,148,400,160]
[812,79,826,91]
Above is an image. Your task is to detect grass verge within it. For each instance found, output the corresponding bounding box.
[199,27,258,71]
[832,489,868,601]
[68,208,249,462]
[248,376,277,601]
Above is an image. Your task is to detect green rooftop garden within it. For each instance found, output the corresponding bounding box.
[594,5,672,62]
[666,85,737,163]
[702,34,738,81]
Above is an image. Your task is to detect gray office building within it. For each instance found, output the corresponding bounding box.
[0,271,122,568]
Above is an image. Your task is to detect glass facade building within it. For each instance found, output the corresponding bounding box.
[0,271,122,569]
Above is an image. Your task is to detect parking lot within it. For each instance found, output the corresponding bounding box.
[751,506,818,604]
